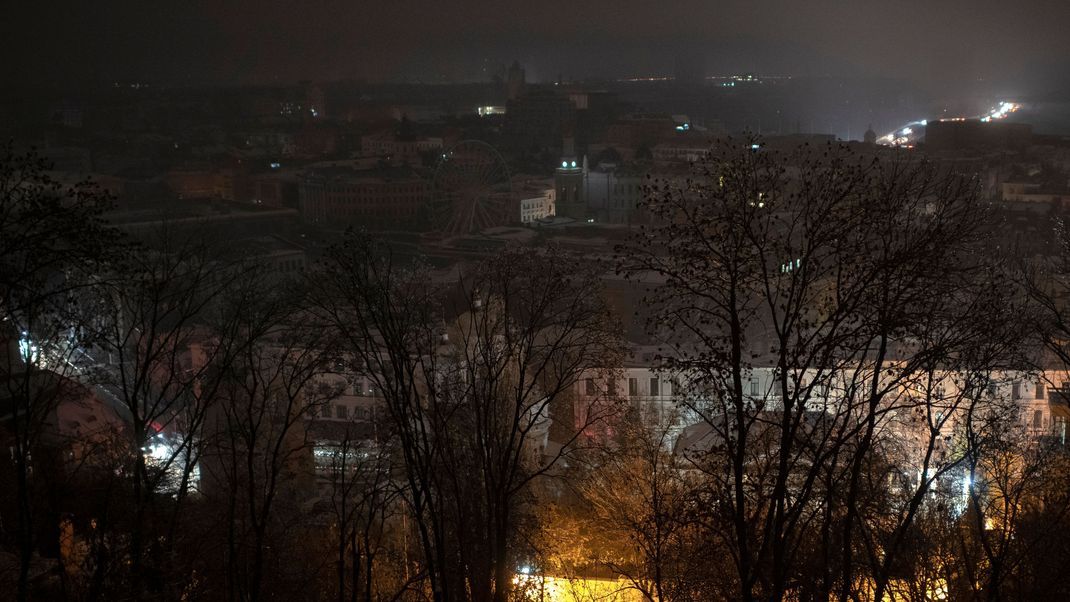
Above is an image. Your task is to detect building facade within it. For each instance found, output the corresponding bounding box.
[298,166,431,228]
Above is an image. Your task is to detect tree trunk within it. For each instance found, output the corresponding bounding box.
[15,434,32,602]
[338,521,348,602]
[130,416,150,601]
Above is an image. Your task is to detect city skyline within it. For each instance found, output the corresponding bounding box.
[6,0,1070,96]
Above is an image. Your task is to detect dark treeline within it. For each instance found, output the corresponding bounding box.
[4,139,1070,602]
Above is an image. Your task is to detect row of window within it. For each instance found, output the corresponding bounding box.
[1016,381,1048,400]
[315,403,378,421]
[328,206,419,219]
[345,380,380,397]
[328,185,428,195]
[586,376,1056,401]
[585,377,675,397]
[271,259,304,273]
[324,196,427,204]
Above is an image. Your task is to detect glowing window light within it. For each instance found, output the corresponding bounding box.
[19,334,39,363]
[148,442,170,460]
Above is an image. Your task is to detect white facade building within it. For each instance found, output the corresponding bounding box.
[519,188,555,223]
[575,360,1070,456]
[513,175,556,224]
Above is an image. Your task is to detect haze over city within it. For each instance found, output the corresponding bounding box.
[7,1,1070,89]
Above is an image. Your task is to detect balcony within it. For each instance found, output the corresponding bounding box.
[1048,386,1070,409]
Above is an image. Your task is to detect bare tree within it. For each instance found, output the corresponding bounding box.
[309,234,451,600]
[91,228,259,597]
[310,235,624,601]
[437,245,625,602]
[621,137,1013,600]
[578,408,704,601]
[322,419,399,602]
[0,143,119,601]
[204,284,340,602]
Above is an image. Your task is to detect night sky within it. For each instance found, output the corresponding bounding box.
[6,0,1070,92]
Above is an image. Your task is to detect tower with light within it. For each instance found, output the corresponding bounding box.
[554,134,586,220]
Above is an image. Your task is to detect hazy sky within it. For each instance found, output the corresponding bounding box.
[6,0,1070,92]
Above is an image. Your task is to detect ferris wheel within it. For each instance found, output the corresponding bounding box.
[432,140,513,235]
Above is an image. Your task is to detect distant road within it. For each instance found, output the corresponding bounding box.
[878,101,1021,146]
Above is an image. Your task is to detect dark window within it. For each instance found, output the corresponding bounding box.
[585,379,597,396]
[649,377,660,396]
[628,378,638,397]
[336,405,348,420]
[1037,382,1046,399]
